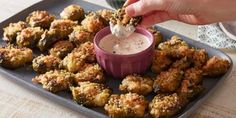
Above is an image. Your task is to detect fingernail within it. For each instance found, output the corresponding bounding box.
[126,5,135,16]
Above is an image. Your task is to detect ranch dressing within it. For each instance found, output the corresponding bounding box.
[99,33,150,55]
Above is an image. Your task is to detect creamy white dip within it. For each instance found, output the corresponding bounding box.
[99,33,150,55]
[109,22,135,38]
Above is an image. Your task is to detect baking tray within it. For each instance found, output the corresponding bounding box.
[0,0,233,118]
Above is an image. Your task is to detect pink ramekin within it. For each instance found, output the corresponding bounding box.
[94,26,154,78]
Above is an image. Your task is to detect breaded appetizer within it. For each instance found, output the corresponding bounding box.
[151,50,172,74]
[193,49,208,68]
[75,64,104,83]
[32,70,74,93]
[119,74,153,95]
[96,9,114,25]
[16,27,44,48]
[50,19,77,38]
[110,6,141,27]
[177,79,204,100]
[3,21,27,43]
[60,51,86,73]
[170,46,195,59]
[26,10,55,29]
[202,56,230,77]
[104,93,148,118]
[69,26,94,47]
[32,55,61,74]
[147,27,162,47]
[60,5,85,21]
[71,82,111,107]
[153,68,184,93]
[0,46,33,69]
[37,30,59,52]
[72,42,96,63]
[158,35,189,52]
[171,57,191,70]
[49,40,74,59]
[81,12,106,33]
[149,93,187,118]
[184,68,203,85]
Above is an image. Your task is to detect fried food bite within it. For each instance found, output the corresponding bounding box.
[184,68,203,85]
[49,40,74,59]
[32,55,61,74]
[177,79,204,100]
[202,56,230,77]
[0,46,33,69]
[32,70,74,93]
[75,64,104,83]
[158,35,189,52]
[3,21,27,43]
[16,27,44,48]
[71,82,111,107]
[193,49,208,68]
[61,42,95,73]
[119,74,153,95]
[151,50,172,74]
[81,12,106,33]
[50,19,77,39]
[149,93,187,118]
[69,25,94,47]
[60,5,85,22]
[110,6,141,27]
[96,9,114,25]
[72,42,96,63]
[104,93,148,118]
[169,45,195,59]
[26,11,55,29]
[171,57,191,70]
[37,30,59,52]
[147,27,162,47]
[153,68,184,93]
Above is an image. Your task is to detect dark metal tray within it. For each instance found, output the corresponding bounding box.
[0,0,233,118]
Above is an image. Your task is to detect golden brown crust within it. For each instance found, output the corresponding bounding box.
[26,11,55,29]
[73,42,96,63]
[81,12,106,33]
[153,68,184,93]
[69,25,94,47]
[202,56,230,77]
[32,55,61,74]
[171,57,191,70]
[3,21,27,43]
[119,74,153,95]
[104,93,148,118]
[193,49,208,68]
[60,5,85,22]
[110,7,141,27]
[0,46,33,69]
[50,19,77,39]
[75,64,104,83]
[49,40,74,59]
[96,9,113,26]
[151,50,172,74]
[37,30,59,52]
[71,82,111,107]
[184,68,203,85]
[32,70,74,93]
[149,93,188,118]
[16,27,44,48]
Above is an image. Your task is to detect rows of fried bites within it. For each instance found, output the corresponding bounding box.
[147,35,230,118]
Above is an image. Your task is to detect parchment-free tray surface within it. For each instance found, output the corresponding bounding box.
[0,0,233,118]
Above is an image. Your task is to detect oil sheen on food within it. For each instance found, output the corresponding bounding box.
[99,33,150,55]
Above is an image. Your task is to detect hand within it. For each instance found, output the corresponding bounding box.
[124,0,236,27]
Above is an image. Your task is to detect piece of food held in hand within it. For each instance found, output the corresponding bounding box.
[110,6,142,38]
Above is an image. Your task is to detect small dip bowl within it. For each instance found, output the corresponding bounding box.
[94,26,154,78]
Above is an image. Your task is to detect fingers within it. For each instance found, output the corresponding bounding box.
[140,11,171,27]
[126,0,166,17]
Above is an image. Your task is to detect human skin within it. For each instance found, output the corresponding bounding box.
[124,0,236,27]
